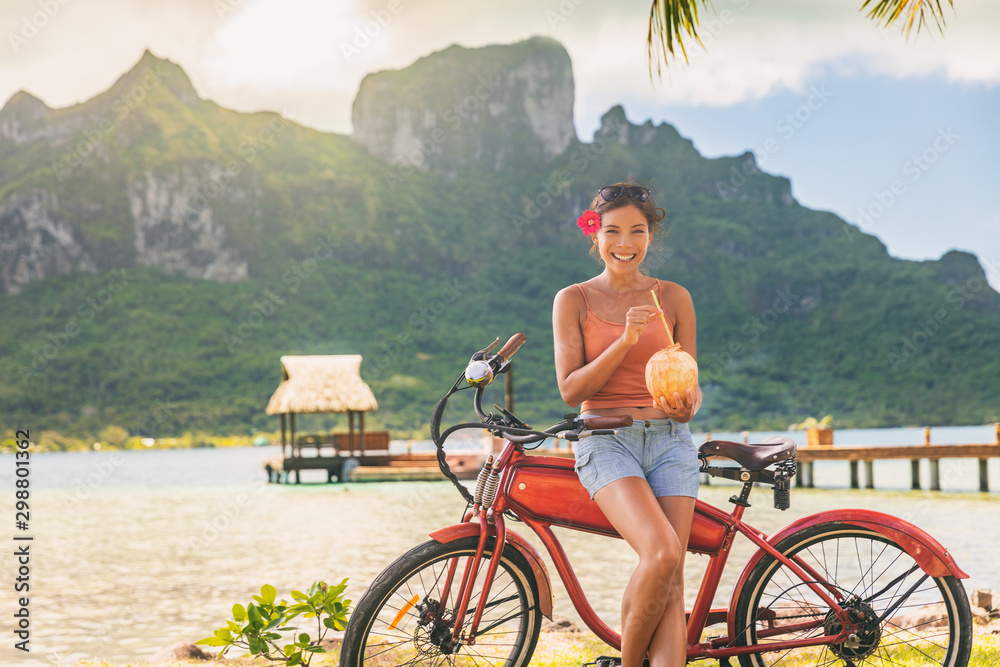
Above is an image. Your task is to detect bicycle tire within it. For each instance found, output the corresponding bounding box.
[731,522,972,667]
[340,535,542,667]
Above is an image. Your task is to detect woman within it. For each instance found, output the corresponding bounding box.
[552,182,701,667]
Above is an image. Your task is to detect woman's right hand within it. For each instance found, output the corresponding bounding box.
[620,305,662,347]
[655,385,702,423]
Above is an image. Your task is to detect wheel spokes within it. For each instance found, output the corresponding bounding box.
[746,532,957,667]
[362,553,529,666]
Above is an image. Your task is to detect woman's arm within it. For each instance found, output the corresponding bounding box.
[665,282,696,361]
[654,283,702,422]
[552,286,661,407]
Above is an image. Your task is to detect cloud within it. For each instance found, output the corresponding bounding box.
[567,0,1000,108]
[1,0,219,107]
[1,0,998,135]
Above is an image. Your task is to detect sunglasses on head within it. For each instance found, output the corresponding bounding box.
[599,186,650,203]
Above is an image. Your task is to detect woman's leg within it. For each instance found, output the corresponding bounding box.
[593,479,689,667]
[646,496,696,667]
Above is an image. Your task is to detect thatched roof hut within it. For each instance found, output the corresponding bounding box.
[266,355,377,415]
[266,355,378,455]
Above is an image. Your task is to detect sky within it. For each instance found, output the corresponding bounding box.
[2,0,999,289]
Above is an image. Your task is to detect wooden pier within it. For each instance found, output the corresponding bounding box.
[262,354,487,484]
[706,424,1000,492]
[263,446,485,484]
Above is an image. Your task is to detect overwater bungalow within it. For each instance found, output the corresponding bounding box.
[263,354,484,483]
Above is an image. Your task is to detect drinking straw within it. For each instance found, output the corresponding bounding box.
[649,288,675,345]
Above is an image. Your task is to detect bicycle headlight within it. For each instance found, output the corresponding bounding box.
[465,360,494,388]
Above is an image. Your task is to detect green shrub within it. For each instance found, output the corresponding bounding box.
[196,580,350,666]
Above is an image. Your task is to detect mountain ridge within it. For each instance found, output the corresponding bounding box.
[1,39,997,439]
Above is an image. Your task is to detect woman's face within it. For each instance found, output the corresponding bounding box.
[594,205,651,273]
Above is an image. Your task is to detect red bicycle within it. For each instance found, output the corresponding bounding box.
[341,334,972,667]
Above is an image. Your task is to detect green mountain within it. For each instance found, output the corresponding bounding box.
[1,38,998,441]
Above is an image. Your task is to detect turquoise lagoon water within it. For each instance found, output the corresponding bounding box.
[0,425,997,665]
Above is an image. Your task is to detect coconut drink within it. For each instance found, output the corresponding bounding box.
[645,343,699,409]
[645,289,699,409]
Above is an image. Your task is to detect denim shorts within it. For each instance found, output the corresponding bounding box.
[573,418,699,499]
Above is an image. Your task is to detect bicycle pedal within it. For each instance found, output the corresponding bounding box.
[585,657,650,667]
[586,658,618,667]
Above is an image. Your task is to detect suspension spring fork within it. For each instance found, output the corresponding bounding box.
[438,509,478,613]
[449,514,494,648]
[467,512,508,643]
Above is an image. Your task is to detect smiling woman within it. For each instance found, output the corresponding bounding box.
[552,180,701,667]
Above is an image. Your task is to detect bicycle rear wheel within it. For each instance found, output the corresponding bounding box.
[732,522,971,667]
[340,535,542,667]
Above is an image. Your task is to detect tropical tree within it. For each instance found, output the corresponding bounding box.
[647,0,955,74]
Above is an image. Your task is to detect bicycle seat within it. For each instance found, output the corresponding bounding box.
[699,436,796,471]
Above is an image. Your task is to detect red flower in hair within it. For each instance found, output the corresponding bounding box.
[577,210,600,235]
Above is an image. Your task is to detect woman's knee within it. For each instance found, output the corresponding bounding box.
[640,544,682,579]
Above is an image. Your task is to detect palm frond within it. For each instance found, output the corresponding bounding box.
[860,0,954,38]
[646,0,713,78]
[647,0,955,76]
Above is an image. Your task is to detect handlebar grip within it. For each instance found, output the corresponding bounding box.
[496,333,527,361]
[582,415,633,430]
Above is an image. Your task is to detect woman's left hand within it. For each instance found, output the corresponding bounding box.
[656,385,702,423]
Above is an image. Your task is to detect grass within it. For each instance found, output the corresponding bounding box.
[74,631,1000,666]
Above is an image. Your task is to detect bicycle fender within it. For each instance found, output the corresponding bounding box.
[430,523,553,619]
[728,509,968,641]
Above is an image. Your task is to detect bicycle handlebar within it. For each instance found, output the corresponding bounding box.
[432,334,634,503]
[581,415,633,430]
[496,332,526,362]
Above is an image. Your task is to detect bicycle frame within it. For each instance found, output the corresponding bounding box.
[430,437,969,660]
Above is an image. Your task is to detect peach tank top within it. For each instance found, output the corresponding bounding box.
[578,281,674,412]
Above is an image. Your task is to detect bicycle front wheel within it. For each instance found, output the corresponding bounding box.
[732,522,972,667]
[340,535,542,667]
